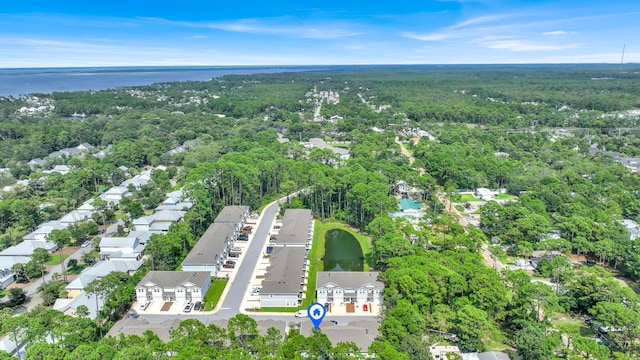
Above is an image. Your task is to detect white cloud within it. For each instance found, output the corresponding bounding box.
[449,14,509,29]
[477,38,583,51]
[141,17,361,39]
[542,30,568,36]
[401,32,454,41]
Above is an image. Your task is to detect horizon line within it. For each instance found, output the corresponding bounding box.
[2,62,640,71]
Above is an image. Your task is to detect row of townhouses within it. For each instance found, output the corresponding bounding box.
[134,206,250,305]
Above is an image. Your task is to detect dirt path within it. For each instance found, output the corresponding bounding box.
[395,134,503,271]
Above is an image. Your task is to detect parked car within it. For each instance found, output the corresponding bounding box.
[250,287,261,295]
[81,241,91,248]
[222,263,235,269]
[232,247,242,252]
[228,252,239,258]
[183,302,193,312]
[294,310,308,318]
[225,260,236,265]
[237,234,249,241]
[16,277,29,284]
[193,301,202,311]
[139,301,150,311]
[242,226,253,232]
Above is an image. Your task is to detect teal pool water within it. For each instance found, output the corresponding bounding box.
[324,229,364,271]
[399,198,423,210]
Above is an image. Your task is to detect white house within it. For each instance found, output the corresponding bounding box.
[475,188,496,201]
[430,345,461,360]
[59,210,90,227]
[99,186,131,206]
[621,219,640,240]
[99,237,144,261]
[23,220,67,241]
[0,268,15,289]
[156,189,194,211]
[64,260,143,298]
[0,240,58,258]
[135,271,211,303]
[76,199,95,218]
[316,272,383,306]
[133,215,155,232]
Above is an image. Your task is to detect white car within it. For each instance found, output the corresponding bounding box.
[139,302,150,311]
[294,310,308,318]
[81,241,91,248]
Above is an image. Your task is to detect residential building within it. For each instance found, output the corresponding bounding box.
[621,219,640,240]
[461,351,511,360]
[99,186,131,206]
[0,269,15,289]
[156,189,194,211]
[308,138,350,161]
[260,247,308,307]
[53,292,105,320]
[120,170,152,190]
[59,210,90,227]
[430,345,461,360]
[316,272,383,306]
[0,240,58,259]
[64,260,143,298]
[181,222,237,277]
[270,209,313,247]
[214,205,249,230]
[23,220,67,241]
[135,271,211,303]
[99,236,144,261]
[76,199,95,217]
[132,210,185,233]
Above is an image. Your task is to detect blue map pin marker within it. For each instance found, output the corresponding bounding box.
[307,302,326,329]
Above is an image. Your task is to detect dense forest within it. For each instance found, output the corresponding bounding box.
[1,65,640,359]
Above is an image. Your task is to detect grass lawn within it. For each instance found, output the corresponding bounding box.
[301,221,372,308]
[459,193,483,202]
[45,254,69,265]
[261,307,299,312]
[203,279,228,311]
[496,193,518,200]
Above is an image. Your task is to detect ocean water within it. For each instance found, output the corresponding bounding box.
[0,65,325,97]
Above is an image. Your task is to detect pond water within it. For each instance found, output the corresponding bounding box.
[323,229,364,271]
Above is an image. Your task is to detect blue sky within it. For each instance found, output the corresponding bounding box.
[0,0,638,67]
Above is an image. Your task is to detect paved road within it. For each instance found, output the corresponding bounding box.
[20,244,93,311]
[216,199,280,318]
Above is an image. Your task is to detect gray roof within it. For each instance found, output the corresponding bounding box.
[83,260,143,277]
[153,210,185,222]
[0,240,58,256]
[127,231,152,244]
[299,320,378,353]
[274,209,312,245]
[53,291,104,320]
[99,237,138,249]
[261,247,307,294]
[316,272,383,290]
[309,138,350,156]
[214,205,249,224]
[182,223,236,266]
[137,271,211,288]
[461,352,511,360]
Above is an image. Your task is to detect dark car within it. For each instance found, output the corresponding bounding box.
[193,301,202,311]
[237,234,249,241]
[16,277,29,284]
[225,260,236,265]
[228,252,239,258]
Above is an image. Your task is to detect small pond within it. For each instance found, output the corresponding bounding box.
[323,229,364,271]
